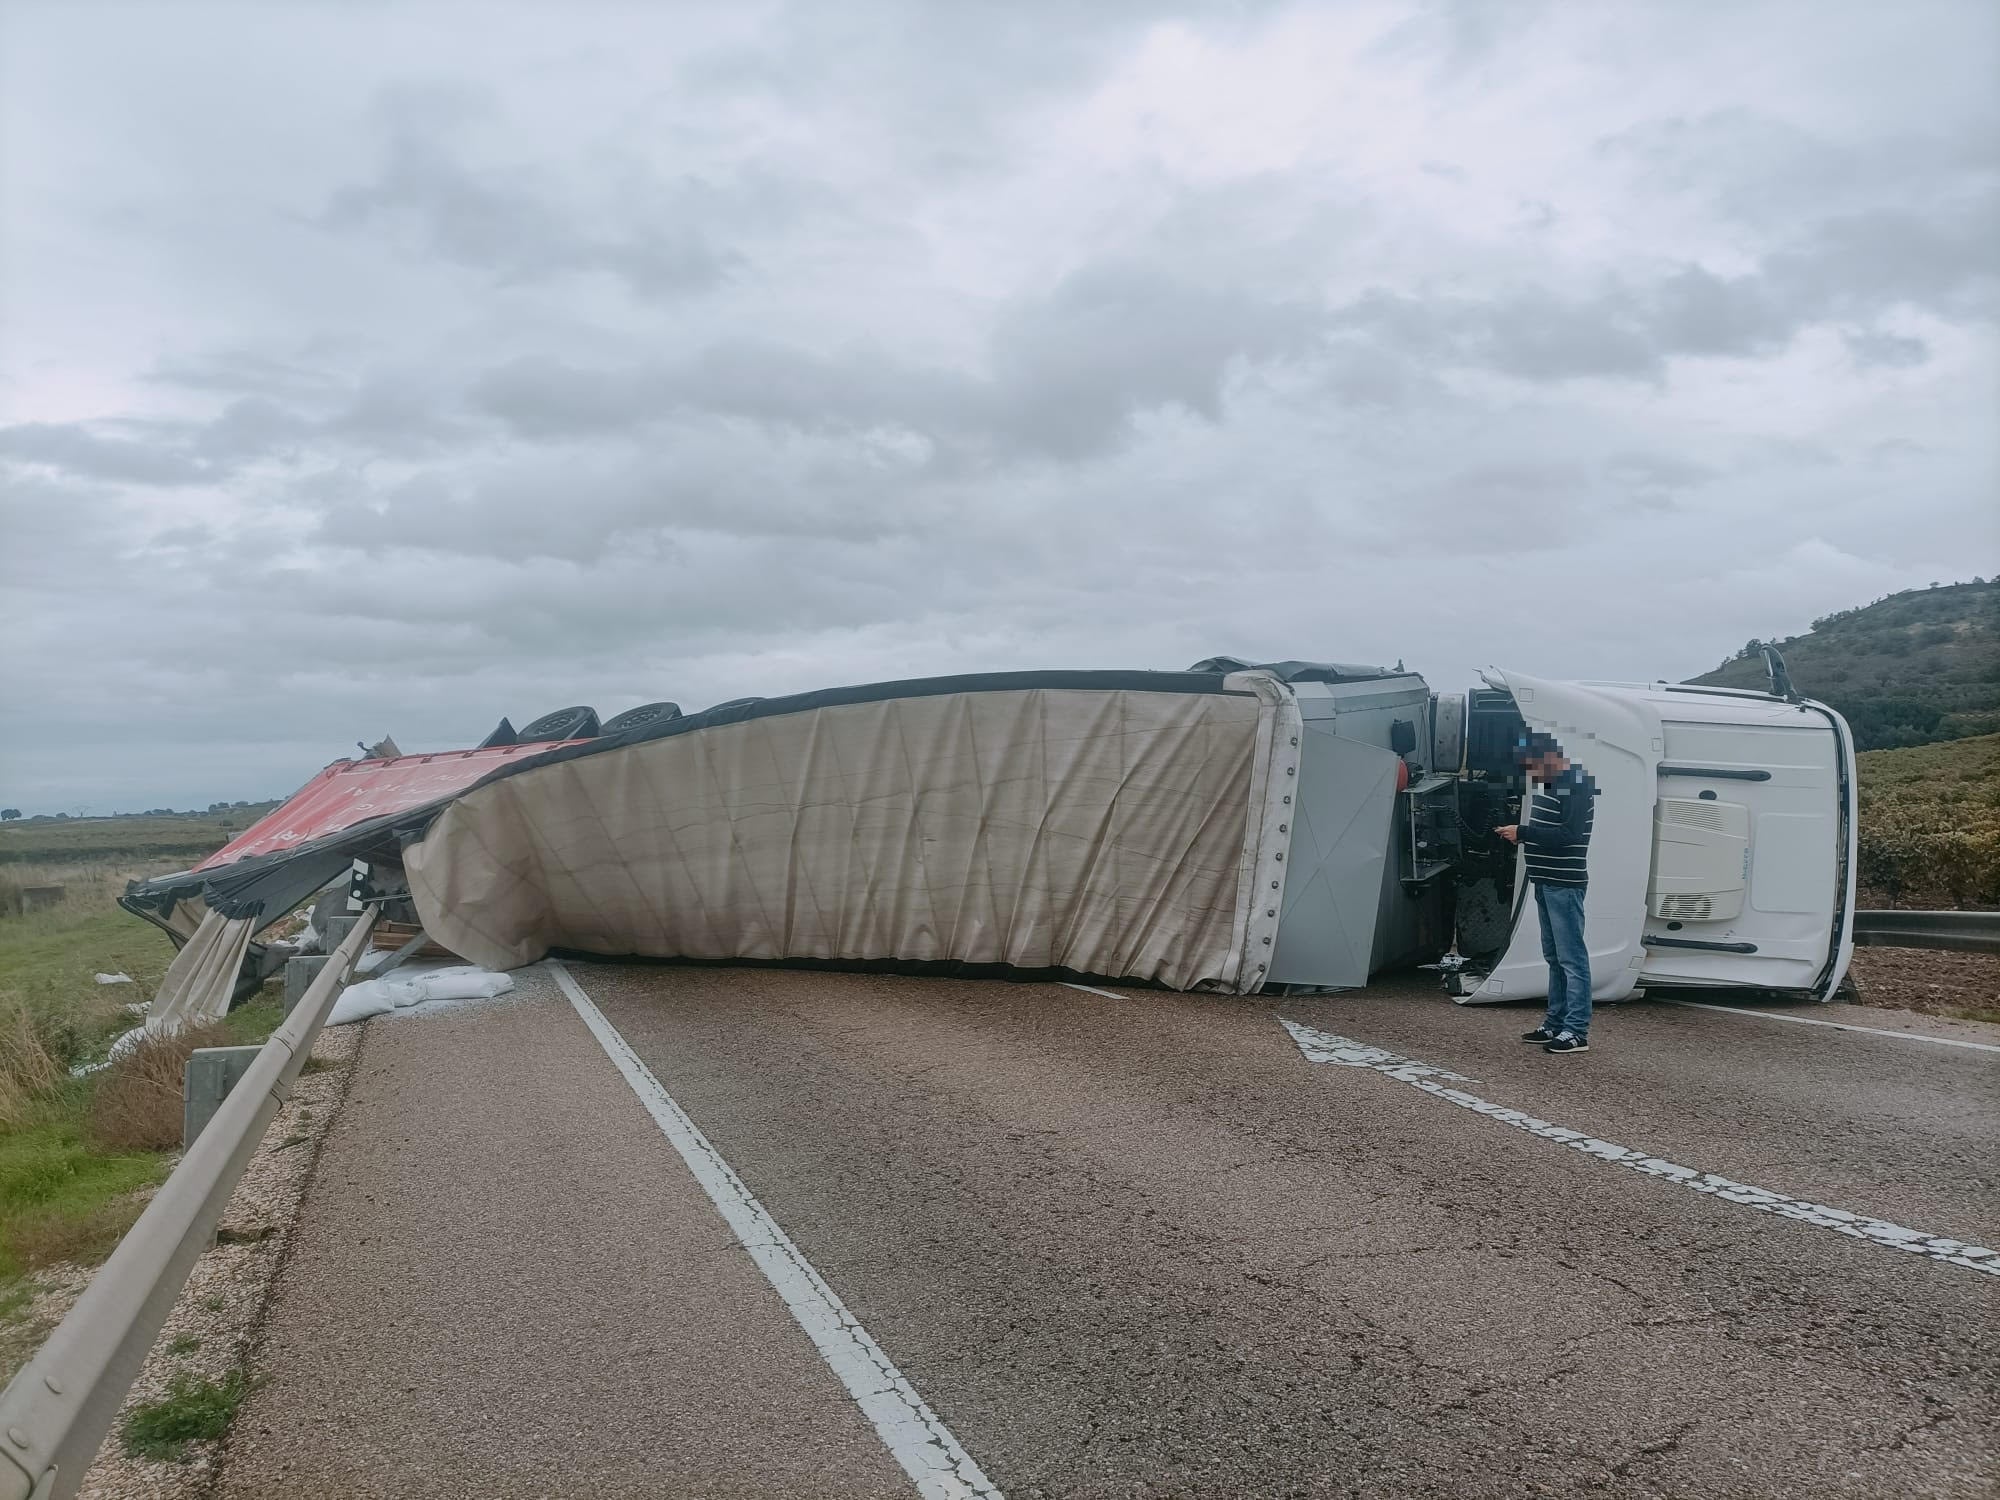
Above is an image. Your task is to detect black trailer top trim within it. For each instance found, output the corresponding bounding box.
[1185,656,1403,684]
[1642,935,1760,954]
[1657,765,1773,781]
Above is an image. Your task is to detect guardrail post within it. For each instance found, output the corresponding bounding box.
[182,1048,264,1150]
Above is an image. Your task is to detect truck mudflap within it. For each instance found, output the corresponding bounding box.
[1455,670,1662,1006]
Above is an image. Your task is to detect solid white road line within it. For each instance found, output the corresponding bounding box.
[1661,998,2000,1055]
[1281,1019,2000,1280]
[548,961,1004,1500]
[1060,982,1129,1001]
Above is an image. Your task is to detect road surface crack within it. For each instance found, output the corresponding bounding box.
[1608,1419,1699,1480]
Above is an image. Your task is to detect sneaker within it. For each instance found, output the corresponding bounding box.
[1544,1033,1590,1054]
[1521,1027,1558,1043]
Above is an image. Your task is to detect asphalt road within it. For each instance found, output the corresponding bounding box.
[220,965,1998,1498]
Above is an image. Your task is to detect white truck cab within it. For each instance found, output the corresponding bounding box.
[1450,670,1857,1005]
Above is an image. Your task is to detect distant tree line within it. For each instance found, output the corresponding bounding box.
[0,801,267,825]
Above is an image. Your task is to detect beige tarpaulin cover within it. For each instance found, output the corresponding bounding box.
[408,680,1296,991]
[145,905,256,1031]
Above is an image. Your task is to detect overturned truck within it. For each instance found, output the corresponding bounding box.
[123,655,1857,1016]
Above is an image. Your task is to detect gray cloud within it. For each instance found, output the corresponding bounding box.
[1,370,481,491]
[1389,460,1594,550]
[146,349,349,401]
[1334,193,1998,385]
[0,422,211,486]
[189,398,316,463]
[320,104,736,300]
[472,344,975,447]
[1599,109,1999,234]
[0,471,123,583]
[1605,451,1718,493]
[985,266,1326,457]
[1843,329,1930,369]
[339,435,928,562]
[473,264,1325,461]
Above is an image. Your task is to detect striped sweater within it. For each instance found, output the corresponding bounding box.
[1520,765,1596,887]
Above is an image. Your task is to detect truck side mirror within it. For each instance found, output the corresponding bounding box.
[1390,719,1417,756]
[1759,645,1801,703]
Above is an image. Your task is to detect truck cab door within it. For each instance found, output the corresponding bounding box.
[1461,671,1663,1005]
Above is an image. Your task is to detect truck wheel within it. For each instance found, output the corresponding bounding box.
[602,702,682,735]
[517,706,600,743]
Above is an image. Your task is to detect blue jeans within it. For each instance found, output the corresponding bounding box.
[1535,883,1591,1038]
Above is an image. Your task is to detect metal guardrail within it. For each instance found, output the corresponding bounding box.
[1853,909,2000,955]
[0,909,378,1500]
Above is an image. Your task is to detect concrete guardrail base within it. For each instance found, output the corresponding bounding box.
[183,1046,265,1149]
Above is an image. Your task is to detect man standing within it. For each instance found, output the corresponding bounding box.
[1495,732,1597,1054]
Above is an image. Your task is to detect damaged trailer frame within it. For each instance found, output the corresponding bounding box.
[122,654,1857,1013]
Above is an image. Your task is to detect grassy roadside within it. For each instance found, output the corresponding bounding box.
[0,855,291,1382]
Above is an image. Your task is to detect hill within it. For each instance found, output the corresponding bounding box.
[1689,579,1999,751]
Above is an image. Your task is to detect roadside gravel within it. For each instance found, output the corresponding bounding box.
[1850,946,2000,1019]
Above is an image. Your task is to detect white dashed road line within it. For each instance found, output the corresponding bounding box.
[550,961,1005,1500]
[1660,999,2000,1054]
[1281,1019,2000,1280]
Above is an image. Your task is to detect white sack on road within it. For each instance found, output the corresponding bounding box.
[327,965,514,1026]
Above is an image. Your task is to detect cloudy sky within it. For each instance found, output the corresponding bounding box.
[2,0,1995,814]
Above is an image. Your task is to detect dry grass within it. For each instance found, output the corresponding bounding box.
[7,1194,156,1274]
[86,1024,234,1154]
[0,1000,65,1132]
[0,860,140,925]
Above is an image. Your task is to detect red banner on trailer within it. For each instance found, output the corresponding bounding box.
[196,744,581,872]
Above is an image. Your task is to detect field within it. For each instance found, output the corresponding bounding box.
[1853,732,2000,908]
[0,805,276,869]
